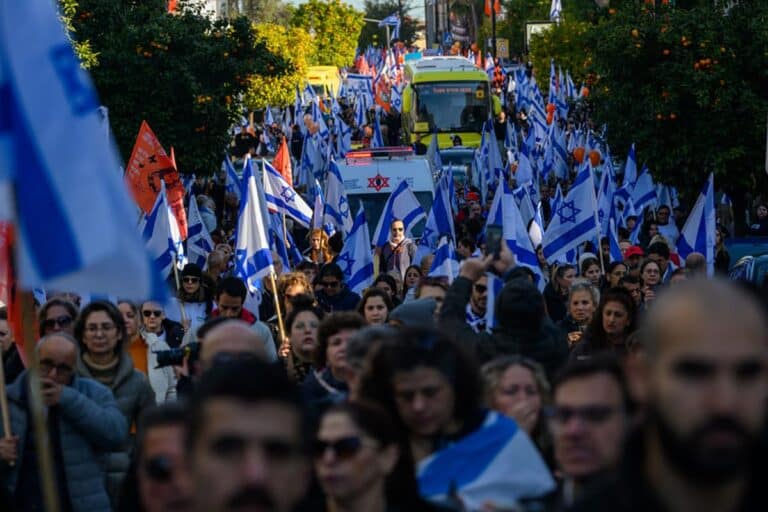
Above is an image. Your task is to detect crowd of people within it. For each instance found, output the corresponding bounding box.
[0,197,767,511]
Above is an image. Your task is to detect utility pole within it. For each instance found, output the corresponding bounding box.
[491,4,496,59]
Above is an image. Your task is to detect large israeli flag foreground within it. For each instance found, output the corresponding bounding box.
[0,0,166,299]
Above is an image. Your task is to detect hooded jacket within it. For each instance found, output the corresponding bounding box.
[440,276,569,382]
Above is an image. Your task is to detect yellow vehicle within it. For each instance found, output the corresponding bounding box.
[306,66,341,99]
[401,56,501,149]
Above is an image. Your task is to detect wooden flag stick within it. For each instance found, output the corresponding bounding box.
[270,272,286,349]
[20,290,60,512]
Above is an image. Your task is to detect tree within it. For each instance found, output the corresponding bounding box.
[584,1,768,206]
[291,0,364,68]
[61,0,290,174]
[226,0,293,25]
[245,24,314,108]
[358,0,420,48]
[495,0,550,58]
[528,20,593,94]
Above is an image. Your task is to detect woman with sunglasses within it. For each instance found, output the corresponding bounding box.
[38,297,78,337]
[314,401,442,512]
[165,263,213,334]
[74,300,156,508]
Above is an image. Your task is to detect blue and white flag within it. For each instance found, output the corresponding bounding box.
[337,204,374,295]
[678,174,715,275]
[354,95,367,128]
[484,52,495,80]
[596,165,616,234]
[608,218,623,263]
[379,12,401,41]
[235,158,274,294]
[390,84,403,113]
[324,159,354,236]
[268,213,290,275]
[335,114,352,157]
[0,0,166,299]
[371,180,427,248]
[141,183,186,279]
[542,164,599,263]
[427,132,442,172]
[224,154,242,203]
[484,273,505,333]
[631,165,657,213]
[502,182,545,290]
[186,195,214,270]
[418,411,555,510]
[312,179,326,232]
[622,143,637,188]
[427,236,459,283]
[263,160,313,228]
[372,112,385,148]
[416,172,455,263]
[264,106,274,126]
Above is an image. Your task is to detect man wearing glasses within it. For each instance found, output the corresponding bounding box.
[465,275,488,333]
[546,354,630,508]
[0,333,128,512]
[140,301,185,348]
[315,263,362,313]
[375,219,416,282]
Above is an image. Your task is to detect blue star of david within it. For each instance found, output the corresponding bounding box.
[338,196,350,219]
[235,249,257,281]
[557,200,580,224]
[336,252,355,277]
[420,226,434,245]
[597,209,605,223]
[280,185,296,203]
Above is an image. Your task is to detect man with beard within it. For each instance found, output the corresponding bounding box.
[186,358,313,512]
[570,279,768,512]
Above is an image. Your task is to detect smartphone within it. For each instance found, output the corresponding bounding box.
[485,224,503,260]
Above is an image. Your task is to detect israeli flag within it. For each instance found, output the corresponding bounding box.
[263,160,313,228]
[312,179,326,232]
[1,0,166,299]
[416,172,455,263]
[379,13,401,41]
[502,182,545,289]
[264,106,274,126]
[235,158,274,295]
[186,194,214,270]
[335,114,352,157]
[427,236,459,283]
[372,112,385,148]
[623,143,638,187]
[596,165,616,234]
[371,180,426,248]
[141,183,186,279]
[678,174,715,276]
[418,411,555,510]
[324,159,354,236]
[223,154,242,203]
[504,120,517,153]
[337,204,374,295]
[608,217,623,263]
[542,164,599,263]
[631,165,657,213]
[629,209,644,245]
[390,84,403,113]
[427,132,443,172]
[268,213,290,275]
[485,52,495,79]
[484,273,505,332]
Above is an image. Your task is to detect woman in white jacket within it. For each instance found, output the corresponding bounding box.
[118,300,177,402]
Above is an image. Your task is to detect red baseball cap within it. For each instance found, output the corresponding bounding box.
[624,245,644,258]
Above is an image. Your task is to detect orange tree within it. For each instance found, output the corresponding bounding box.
[584,0,768,207]
[62,0,289,174]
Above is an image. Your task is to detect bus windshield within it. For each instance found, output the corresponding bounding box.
[413,81,489,134]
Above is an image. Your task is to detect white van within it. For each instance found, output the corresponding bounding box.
[336,147,434,238]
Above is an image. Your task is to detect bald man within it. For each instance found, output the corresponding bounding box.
[0,333,128,512]
[571,279,768,512]
[199,319,270,372]
[684,252,707,276]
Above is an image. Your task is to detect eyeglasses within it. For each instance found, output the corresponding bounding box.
[142,310,164,318]
[42,315,73,331]
[545,405,619,425]
[321,281,340,289]
[182,276,200,284]
[312,436,365,460]
[391,227,404,232]
[39,359,74,377]
[85,323,117,335]
[143,456,173,483]
[473,284,487,294]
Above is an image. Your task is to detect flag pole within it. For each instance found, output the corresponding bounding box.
[19,291,60,512]
[282,213,289,252]
[0,354,13,460]
[171,258,188,328]
[270,272,287,350]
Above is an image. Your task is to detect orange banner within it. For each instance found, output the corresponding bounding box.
[272,138,293,188]
[125,121,187,239]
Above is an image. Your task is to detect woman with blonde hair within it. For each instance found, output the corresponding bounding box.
[306,228,333,264]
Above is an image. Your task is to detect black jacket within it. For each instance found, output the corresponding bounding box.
[2,344,24,384]
[160,319,185,348]
[544,282,568,323]
[568,429,768,512]
[440,276,569,382]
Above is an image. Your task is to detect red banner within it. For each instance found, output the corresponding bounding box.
[124,121,188,239]
[272,138,293,188]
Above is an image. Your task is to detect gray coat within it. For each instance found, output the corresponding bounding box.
[76,353,156,506]
[0,372,128,512]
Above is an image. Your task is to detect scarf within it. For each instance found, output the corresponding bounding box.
[82,353,119,386]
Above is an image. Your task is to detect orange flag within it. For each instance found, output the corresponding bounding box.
[272,137,293,188]
[484,0,491,16]
[0,222,27,366]
[124,121,188,239]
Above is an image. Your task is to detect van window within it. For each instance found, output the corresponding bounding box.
[348,191,433,241]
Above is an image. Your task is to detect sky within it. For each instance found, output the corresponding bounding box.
[284,0,426,22]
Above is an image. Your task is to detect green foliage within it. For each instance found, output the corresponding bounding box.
[585,1,768,196]
[529,20,593,95]
[291,0,364,68]
[60,0,289,175]
[226,0,293,25]
[358,0,419,48]
[59,0,99,68]
[245,24,313,108]
[495,0,550,58]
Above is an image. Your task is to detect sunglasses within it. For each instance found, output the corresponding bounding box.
[473,284,487,293]
[545,405,619,425]
[142,310,163,318]
[182,276,200,284]
[143,456,173,482]
[312,436,364,460]
[321,281,340,289]
[43,315,73,331]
